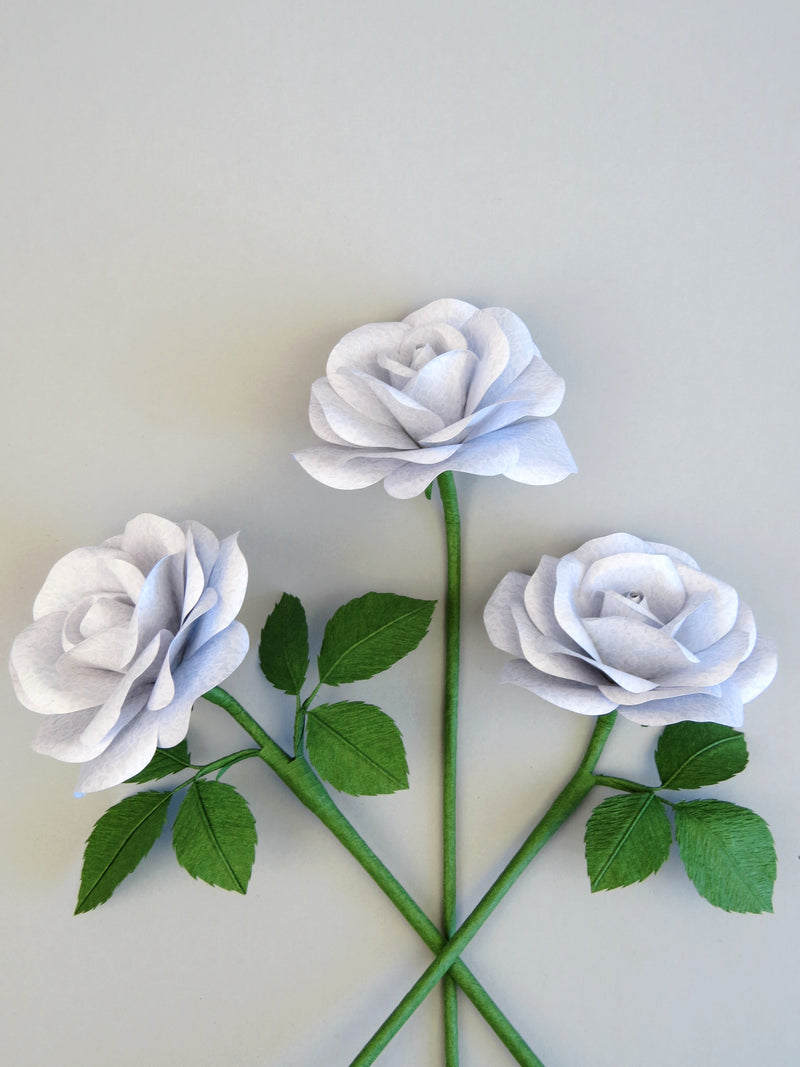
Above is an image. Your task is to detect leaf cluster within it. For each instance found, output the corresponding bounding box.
[76,589,436,913]
[258,591,435,796]
[585,722,776,914]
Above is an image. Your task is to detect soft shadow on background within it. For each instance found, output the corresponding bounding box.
[2,3,798,1065]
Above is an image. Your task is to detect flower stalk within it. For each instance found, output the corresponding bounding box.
[203,686,545,1067]
[437,471,462,1065]
[348,711,619,1067]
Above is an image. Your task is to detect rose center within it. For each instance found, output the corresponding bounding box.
[624,591,645,603]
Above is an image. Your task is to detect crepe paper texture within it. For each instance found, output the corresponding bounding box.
[294,298,577,498]
[8,514,249,794]
[484,532,777,727]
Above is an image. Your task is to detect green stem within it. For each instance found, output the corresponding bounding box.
[202,687,545,1067]
[349,711,619,1067]
[437,471,462,1065]
[191,748,261,781]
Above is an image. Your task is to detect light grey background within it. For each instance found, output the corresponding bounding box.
[2,3,798,1065]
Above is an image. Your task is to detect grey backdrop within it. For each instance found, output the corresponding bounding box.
[2,3,798,1065]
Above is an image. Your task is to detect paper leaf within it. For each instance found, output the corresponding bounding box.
[172,781,256,893]
[674,800,776,913]
[317,592,436,686]
[126,740,193,783]
[585,793,672,892]
[75,791,171,914]
[258,593,309,696]
[655,722,748,790]
[305,701,409,795]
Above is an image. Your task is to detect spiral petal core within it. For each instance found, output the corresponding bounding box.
[294,298,577,498]
[9,514,249,792]
[484,533,776,726]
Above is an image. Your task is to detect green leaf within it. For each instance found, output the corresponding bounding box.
[306,701,409,795]
[258,593,309,696]
[318,592,436,686]
[75,791,171,914]
[674,799,776,913]
[172,781,257,893]
[585,793,672,892]
[125,740,193,783]
[655,722,748,790]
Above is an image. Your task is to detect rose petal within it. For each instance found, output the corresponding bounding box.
[731,636,777,702]
[501,659,617,715]
[10,614,119,714]
[463,308,534,411]
[404,350,478,426]
[618,682,744,728]
[156,621,250,747]
[33,549,144,618]
[75,706,163,793]
[672,564,740,650]
[402,298,478,330]
[118,514,187,576]
[311,376,415,447]
[497,421,578,485]
[293,446,407,490]
[483,571,530,657]
[579,553,686,624]
[583,616,700,679]
[327,321,409,380]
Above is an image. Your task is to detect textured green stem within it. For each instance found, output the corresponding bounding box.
[203,687,544,1067]
[437,471,462,1065]
[349,712,619,1067]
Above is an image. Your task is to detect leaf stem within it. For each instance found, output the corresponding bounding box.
[348,711,619,1067]
[593,774,655,795]
[437,470,462,1065]
[202,686,545,1067]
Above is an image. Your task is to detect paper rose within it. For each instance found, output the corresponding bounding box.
[484,532,776,726]
[9,514,249,793]
[294,298,577,499]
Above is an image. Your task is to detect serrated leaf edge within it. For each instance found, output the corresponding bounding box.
[319,596,435,685]
[589,793,666,891]
[307,702,408,793]
[658,732,747,790]
[76,791,171,914]
[176,782,252,894]
[674,800,775,914]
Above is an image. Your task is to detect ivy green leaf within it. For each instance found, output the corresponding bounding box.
[173,781,257,894]
[306,701,409,796]
[655,722,748,790]
[674,800,776,913]
[75,791,171,914]
[318,592,436,686]
[258,593,309,696]
[585,793,672,892]
[126,740,192,783]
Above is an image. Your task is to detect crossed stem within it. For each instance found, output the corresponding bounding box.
[204,686,546,1067]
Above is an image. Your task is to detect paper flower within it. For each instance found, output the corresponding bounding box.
[9,514,249,793]
[294,298,576,498]
[484,532,776,726]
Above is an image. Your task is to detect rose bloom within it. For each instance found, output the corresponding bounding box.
[484,533,776,726]
[9,514,249,793]
[294,298,576,499]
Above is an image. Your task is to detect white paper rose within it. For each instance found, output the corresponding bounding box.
[294,298,576,499]
[484,533,776,726]
[9,514,249,793]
